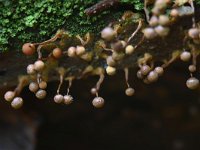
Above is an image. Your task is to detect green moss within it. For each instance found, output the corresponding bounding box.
[0,0,144,52]
[0,0,91,51]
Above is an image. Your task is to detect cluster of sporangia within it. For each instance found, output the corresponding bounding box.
[142,0,200,90]
[3,0,200,109]
[143,0,172,39]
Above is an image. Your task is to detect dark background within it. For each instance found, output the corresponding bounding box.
[1,60,200,150]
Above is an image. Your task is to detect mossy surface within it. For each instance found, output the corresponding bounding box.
[0,0,143,52]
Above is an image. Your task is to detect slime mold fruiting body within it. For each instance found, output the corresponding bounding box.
[3,0,200,109]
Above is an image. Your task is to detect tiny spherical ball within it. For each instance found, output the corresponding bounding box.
[186,77,199,90]
[106,56,116,67]
[11,97,23,109]
[152,7,161,16]
[143,28,157,39]
[137,70,144,79]
[76,46,86,56]
[4,91,15,102]
[147,71,159,83]
[149,16,159,27]
[180,51,191,62]
[188,28,199,39]
[64,95,73,105]
[106,66,116,76]
[159,15,170,26]
[170,9,179,17]
[141,65,151,75]
[125,87,135,96]
[90,88,97,95]
[154,25,170,37]
[27,64,36,75]
[22,43,36,56]
[35,89,47,99]
[188,65,196,73]
[54,94,64,103]
[52,48,62,59]
[39,81,47,89]
[29,82,39,93]
[155,0,167,9]
[34,60,45,72]
[125,45,134,55]
[68,46,76,57]
[112,52,125,61]
[111,41,124,52]
[154,67,164,76]
[120,40,127,48]
[92,97,105,108]
[101,27,115,41]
